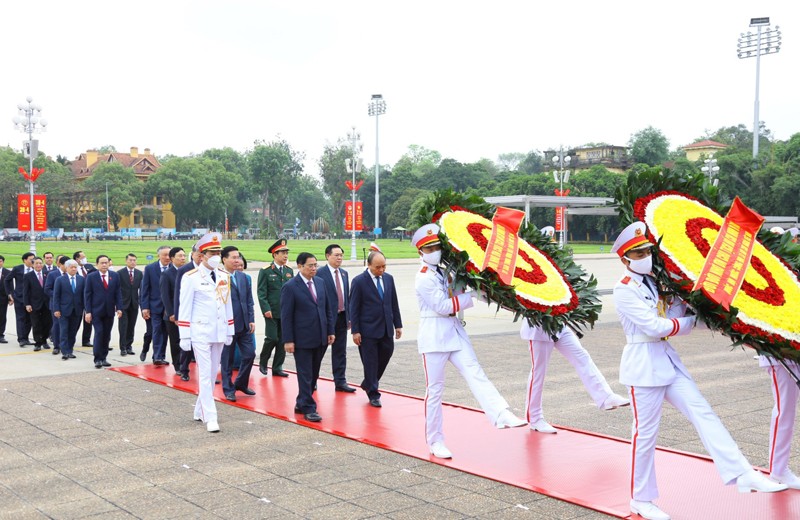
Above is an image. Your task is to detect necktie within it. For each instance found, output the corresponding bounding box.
[71,276,76,293]
[37,272,43,287]
[102,274,108,289]
[161,265,167,273]
[129,270,134,283]
[644,276,657,298]
[376,276,384,300]
[231,272,237,287]
[334,269,344,312]
[81,266,87,277]
[210,270,216,282]
[307,280,317,302]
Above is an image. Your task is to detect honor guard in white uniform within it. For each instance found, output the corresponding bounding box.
[177,233,234,433]
[412,223,526,460]
[521,321,629,434]
[612,221,786,520]
[758,355,800,488]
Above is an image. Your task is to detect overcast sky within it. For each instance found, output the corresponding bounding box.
[1,1,797,176]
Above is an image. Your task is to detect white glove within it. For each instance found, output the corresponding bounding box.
[473,288,489,304]
[179,339,192,352]
[225,335,233,346]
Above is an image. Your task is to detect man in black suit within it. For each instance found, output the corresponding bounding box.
[281,252,335,422]
[140,246,170,365]
[0,254,10,343]
[219,246,256,401]
[42,252,57,276]
[5,252,35,346]
[43,255,68,355]
[73,250,96,347]
[53,260,85,360]
[349,251,403,407]
[316,244,355,392]
[23,257,52,351]
[118,253,142,356]
[169,244,201,370]
[84,255,123,368]
[161,247,187,377]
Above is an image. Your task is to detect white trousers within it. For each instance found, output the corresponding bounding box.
[422,345,509,446]
[629,372,750,501]
[193,341,224,424]
[765,364,799,478]
[525,337,614,423]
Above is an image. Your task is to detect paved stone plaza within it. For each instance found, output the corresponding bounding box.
[0,256,796,518]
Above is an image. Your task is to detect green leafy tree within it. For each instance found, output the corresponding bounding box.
[83,163,143,231]
[286,174,332,233]
[496,152,526,172]
[628,126,670,166]
[249,139,303,229]
[519,150,544,174]
[386,188,427,229]
[202,147,251,229]
[318,140,357,232]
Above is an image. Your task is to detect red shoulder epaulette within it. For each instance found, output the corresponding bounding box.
[621,276,631,285]
[420,266,428,273]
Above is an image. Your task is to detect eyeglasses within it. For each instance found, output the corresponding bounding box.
[303,263,318,269]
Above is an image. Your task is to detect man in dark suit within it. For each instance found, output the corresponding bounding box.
[219,246,256,401]
[281,252,335,422]
[23,257,52,351]
[0,254,10,343]
[160,247,187,377]
[118,253,142,356]
[53,260,85,360]
[73,250,96,347]
[42,252,56,276]
[140,246,170,365]
[349,251,403,407]
[168,244,201,369]
[43,255,68,355]
[316,244,355,392]
[84,255,123,368]
[4,252,35,346]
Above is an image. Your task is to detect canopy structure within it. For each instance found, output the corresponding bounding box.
[485,195,616,223]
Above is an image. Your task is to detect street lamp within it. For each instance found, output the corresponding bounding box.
[12,96,47,255]
[345,127,363,261]
[368,94,386,236]
[552,148,571,248]
[737,17,781,159]
[701,155,720,187]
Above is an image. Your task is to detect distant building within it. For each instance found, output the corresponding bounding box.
[70,147,175,230]
[544,145,631,174]
[681,140,728,162]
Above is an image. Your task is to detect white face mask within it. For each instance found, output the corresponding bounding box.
[206,255,221,270]
[627,255,652,275]
[421,250,442,266]
[80,258,88,266]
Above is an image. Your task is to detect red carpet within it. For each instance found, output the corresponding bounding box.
[112,364,800,519]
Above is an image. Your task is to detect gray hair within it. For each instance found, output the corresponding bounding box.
[157,245,170,254]
[65,259,78,268]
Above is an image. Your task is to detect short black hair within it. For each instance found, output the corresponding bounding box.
[221,245,239,259]
[96,254,109,263]
[43,251,54,258]
[22,252,35,261]
[296,252,316,266]
[72,251,83,260]
[240,254,248,270]
[0,254,5,262]
[325,244,343,256]
[126,253,137,260]
[32,256,42,263]
[169,247,184,259]
[57,255,69,266]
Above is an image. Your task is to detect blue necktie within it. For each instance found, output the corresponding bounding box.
[231,273,237,287]
[71,276,76,293]
[376,276,384,300]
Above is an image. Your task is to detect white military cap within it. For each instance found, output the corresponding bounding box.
[194,232,222,253]
[611,221,653,257]
[412,223,441,250]
[540,225,555,237]
[770,226,786,235]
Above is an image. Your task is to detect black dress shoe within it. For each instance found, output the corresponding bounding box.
[139,352,146,362]
[94,362,102,369]
[52,348,60,355]
[303,412,322,422]
[82,344,93,348]
[236,387,256,396]
[20,339,31,345]
[68,354,76,359]
[43,344,51,350]
[108,347,114,351]
[335,385,356,393]
[294,406,303,414]
[224,393,237,402]
[62,355,68,360]
[33,345,42,352]
[272,370,289,377]
[259,365,268,375]
[180,374,190,381]
[369,399,382,408]
[101,361,111,367]
[0,337,8,343]
[120,350,127,356]
[127,349,135,355]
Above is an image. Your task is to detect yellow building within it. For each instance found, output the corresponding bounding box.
[681,140,728,162]
[70,147,175,230]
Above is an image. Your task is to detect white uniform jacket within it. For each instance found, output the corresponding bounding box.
[613,271,695,387]
[177,266,234,343]
[415,262,474,354]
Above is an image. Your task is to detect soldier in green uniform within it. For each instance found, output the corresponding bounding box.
[257,239,292,377]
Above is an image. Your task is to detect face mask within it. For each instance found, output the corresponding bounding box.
[206,255,221,270]
[627,255,652,275]
[80,258,88,266]
[422,250,442,266]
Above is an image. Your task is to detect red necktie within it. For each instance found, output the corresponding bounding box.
[129,270,134,283]
[102,274,108,289]
[307,281,317,303]
[334,269,344,312]
[37,272,43,287]
[81,266,87,277]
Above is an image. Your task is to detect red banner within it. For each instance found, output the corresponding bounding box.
[345,201,363,232]
[481,206,526,285]
[554,188,570,232]
[19,194,47,231]
[692,196,764,310]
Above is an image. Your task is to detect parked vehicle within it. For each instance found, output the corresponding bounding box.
[95,232,123,241]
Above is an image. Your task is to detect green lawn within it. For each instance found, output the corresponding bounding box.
[0,238,613,265]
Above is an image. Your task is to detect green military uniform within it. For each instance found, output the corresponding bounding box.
[258,240,293,375]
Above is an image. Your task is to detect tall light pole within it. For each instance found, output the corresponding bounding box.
[12,96,47,255]
[345,127,363,261]
[368,94,386,237]
[701,155,720,187]
[737,17,781,160]
[552,148,571,248]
